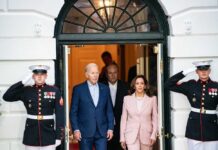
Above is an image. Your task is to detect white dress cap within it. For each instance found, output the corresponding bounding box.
[192,60,212,70]
[192,60,213,67]
[29,65,50,73]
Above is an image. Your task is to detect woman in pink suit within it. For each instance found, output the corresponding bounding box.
[120,75,158,150]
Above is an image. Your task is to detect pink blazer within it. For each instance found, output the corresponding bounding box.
[120,93,158,145]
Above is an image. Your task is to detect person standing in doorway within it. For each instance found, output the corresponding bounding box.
[99,51,114,83]
[70,63,114,150]
[103,62,129,150]
[3,65,64,150]
[165,60,218,150]
[128,65,137,85]
[120,75,158,150]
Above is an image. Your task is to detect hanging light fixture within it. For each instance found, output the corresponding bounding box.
[99,0,112,7]
[99,0,112,18]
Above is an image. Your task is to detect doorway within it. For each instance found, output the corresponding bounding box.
[54,0,170,150]
[63,43,163,150]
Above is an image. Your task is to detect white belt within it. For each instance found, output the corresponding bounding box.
[27,114,54,120]
[191,107,217,114]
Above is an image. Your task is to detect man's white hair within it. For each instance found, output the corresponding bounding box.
[85,63,98,73]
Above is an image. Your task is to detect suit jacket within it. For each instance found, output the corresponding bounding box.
[120,93,158,145]
[103,80,129,139]
[70,81,114,138]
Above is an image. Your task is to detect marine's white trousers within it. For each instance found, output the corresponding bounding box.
[25,145,55,150]
[188,139,218,150]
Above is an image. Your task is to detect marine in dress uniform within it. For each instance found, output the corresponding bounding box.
[165,60,218,150]
[3,65,64,150]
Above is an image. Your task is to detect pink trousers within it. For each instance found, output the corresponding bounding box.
[127,135,153,150]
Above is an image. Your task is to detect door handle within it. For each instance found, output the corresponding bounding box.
[159,128,174,139]
[164,132,174,139]
[157,132,173,139]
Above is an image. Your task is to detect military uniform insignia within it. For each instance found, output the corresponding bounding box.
[208,88,217,97]
[192,93,196,102]
[44,92,56,99]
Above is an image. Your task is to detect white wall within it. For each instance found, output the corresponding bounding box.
[159,0,218,149]
[0,0,64,149]
[1,0,218,150]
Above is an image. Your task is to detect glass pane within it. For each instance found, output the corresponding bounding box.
[133,7,148,25]
[137,24,150,32]
[119,27,135,32]
[107,7,114,26]
[116,0,130,9]
[91,0,116,9]
[74,0,91,8]
[86,19,105,32]
[90,13,105,27]
[126,0,146,15]
[97,8,108,25]
[115,13,131,28]
[85,27,102,33]
[78,5,95,17]
[65,7,87,25]
[111,8,122,26]
[62,22,83,33]
[90,0,104,10]
[62,0,159,33]
[105,27,116,33]
[117,19,134,32]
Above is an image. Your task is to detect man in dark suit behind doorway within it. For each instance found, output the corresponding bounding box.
[103,62,129,150]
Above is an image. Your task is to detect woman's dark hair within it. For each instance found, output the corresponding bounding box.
[130,75,155,97]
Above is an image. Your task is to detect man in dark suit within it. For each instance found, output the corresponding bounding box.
[70,63,114,150]
[104,62,129,150]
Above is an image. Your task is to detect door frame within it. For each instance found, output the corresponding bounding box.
[55,41,171,150]
[54,0,171,150]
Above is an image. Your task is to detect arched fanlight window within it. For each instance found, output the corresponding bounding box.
[62,0,159,33]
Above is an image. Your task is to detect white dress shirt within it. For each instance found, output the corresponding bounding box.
[87,81,99,107]
[108,81,118,107]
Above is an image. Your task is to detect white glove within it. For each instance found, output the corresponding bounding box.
[55,139,61,147]
[21,73,33,86]
[182,67,196,76]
